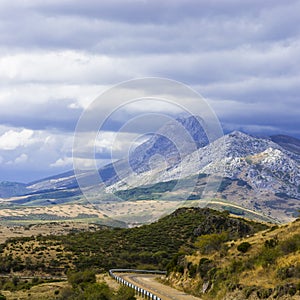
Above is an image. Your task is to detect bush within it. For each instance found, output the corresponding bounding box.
[198,258,215,279]
[115,286,136,300]
[59,282,136,300]
[229,260,245,274]
[83,282,112,300]
[277,265,300,280]
[274,284,297,298]
[264,238,278,248]
[187,262,197,278]
[166,252,185,274]
[280,234,300,254]
[195,232,228,254]
[257,247,281,268]
[67,270,96,288]
[237,242,251,253]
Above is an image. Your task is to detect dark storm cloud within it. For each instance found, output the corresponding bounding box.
[0,0,299,54]
[215,99,300,135]
[0,110,80,132]
[29,0,297,26]
[0,97,82,131]
[0,0,300,182]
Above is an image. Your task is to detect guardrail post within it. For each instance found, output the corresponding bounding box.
[109,269,166,300]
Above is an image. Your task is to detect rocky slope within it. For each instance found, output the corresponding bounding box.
[110,131,299,188]
[165,217,300,300]
[105,130,299,222]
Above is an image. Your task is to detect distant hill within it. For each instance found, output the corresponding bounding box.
[0,181,27,198]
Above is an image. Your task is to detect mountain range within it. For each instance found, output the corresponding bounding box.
[0,116,299,225]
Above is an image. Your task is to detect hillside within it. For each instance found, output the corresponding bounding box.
[165,216,300,299]
[0,208,267,277]
[0,208,299,299]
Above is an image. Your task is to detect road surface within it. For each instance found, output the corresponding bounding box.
[117,273,202,300]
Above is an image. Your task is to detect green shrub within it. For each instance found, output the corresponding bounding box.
[83,282,112,300]
[237,242,251,253]
[166,252,186,274]
[264,237,278,248]
[187,262,197,278]
[67,270,96,288]
[115,286,136,300]
[257,247,281,268]
[280,234,300,254]
[277,265,300,280]
[195,232,228,254]
[198,258,215,279]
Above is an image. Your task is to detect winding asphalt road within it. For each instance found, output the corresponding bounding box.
[117,273,202,300]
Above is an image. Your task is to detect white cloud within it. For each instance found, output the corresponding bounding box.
[14,153,28,164]
[0,125,75,181]
[0,129,34,150]
[0,51,134,85]
[72,157,112,170]
[50,156,73,167]
[6,153,28,165]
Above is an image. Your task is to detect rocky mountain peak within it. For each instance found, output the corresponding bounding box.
[129,115,209,173]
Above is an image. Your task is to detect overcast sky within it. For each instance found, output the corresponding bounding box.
[0,0,300,182]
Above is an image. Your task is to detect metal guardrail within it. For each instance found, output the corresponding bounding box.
[109,269,167,300]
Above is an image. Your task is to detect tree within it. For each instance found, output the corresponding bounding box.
[195,233,228,254]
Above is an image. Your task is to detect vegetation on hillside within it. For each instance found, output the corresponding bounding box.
[165,218,300,299]
[59,270,136,300]
[0,208,266,276]
[0,207,273,298]
[0,272,135,300]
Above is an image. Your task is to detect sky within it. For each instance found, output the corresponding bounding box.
[0,0,300,183]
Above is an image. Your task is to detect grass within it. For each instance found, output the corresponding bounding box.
[166,218,300,299]
[1,281,69,300]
